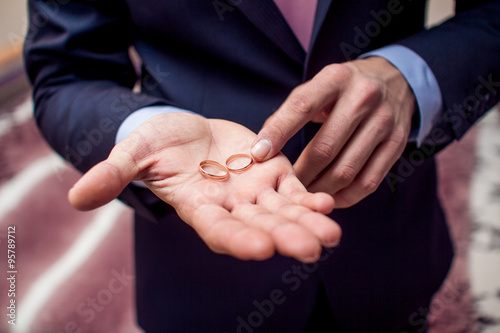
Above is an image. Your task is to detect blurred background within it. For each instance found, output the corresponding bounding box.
[0,0,499,332]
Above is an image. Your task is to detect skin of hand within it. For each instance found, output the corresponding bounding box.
[251,56,417,208]
[68,113,342,263]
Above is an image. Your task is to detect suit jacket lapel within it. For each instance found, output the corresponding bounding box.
[237,0,305,64]
[310,0,333,51]
[304,0,333,80]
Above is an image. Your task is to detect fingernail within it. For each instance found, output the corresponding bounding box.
[325,238,340,248]
[302,254,320,263]
[251,139,272,160]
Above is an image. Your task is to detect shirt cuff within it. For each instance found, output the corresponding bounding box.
[115,105,199,144]
[359,45,443,146]
[115,105,199,188]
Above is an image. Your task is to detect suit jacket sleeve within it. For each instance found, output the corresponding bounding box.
[24,0,179,220]
[23,0,169,174]
[397,0,500,149]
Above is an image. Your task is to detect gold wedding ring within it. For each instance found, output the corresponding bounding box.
[199,153,253,180]
[199,160,229,181]
[225,153,254,173]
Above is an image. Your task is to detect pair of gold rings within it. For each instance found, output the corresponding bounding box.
[199,153,254,181]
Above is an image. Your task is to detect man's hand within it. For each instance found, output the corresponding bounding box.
[251,57,416,208]
[68,113,341,263]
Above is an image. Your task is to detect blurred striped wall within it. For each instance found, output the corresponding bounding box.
[0,0,29,102]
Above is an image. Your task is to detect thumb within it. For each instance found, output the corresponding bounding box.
[251,69,341,161]
[68,148,140,211]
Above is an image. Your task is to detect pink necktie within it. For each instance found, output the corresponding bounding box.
[274,0,318,51]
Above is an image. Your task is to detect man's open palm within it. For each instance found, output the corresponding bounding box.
[68,113,341,262]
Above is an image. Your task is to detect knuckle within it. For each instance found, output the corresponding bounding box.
[310,139,336,163]
[320,64,352,89]
[390,127,409,146]
[359,177,380,194]
[385,127,409,154]
[374,108,396,127]
[332,164,358,185]
[355,78,383,104]
[321,63,352,79]
[287,91,315,117]
[266,121,288,142]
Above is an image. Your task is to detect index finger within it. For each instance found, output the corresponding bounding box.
[251,65,347,161]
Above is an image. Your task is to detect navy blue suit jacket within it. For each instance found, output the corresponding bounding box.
[25,0,500,332]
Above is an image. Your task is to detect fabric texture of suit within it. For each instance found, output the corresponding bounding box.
[24,0,500,332]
